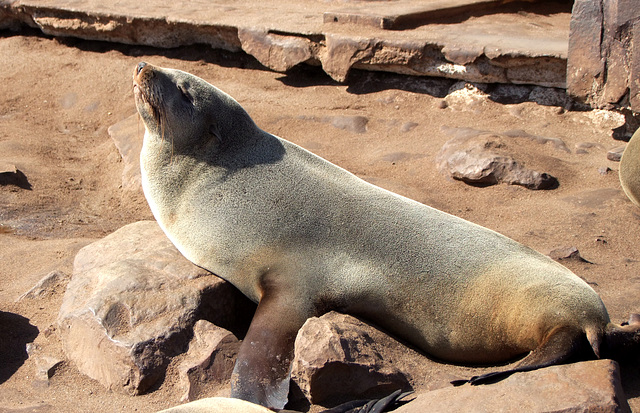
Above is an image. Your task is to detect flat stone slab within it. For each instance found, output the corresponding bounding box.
[395,360,631,413]
[1,0,571,86]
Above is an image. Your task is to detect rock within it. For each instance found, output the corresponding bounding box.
[0,162,31,189]
[298,115,369,134]
[17,270,70,301]
[528,86,567,107]
[444,82,488,112]
[238,29,311,72]
[178,320,240,402]
[396,360,630,413]
[575,142,604,155]
[548,246,591,264]
[599,166,612,175]
[25,342,63,386]
[608,146,626,162]
[108,114,142,192]
[568,0,640,113]
[57,221,254,395]
[291,312,412,405]
[436,130,558,190]
[157,397,273,413]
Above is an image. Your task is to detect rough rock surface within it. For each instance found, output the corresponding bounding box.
[395,360,630,413]
[108,114,143,192]
[567,0,640,113]
[57,221,254,395]
[0,0,571,86]
[178,320,240,403]
[291,312,413,405]
[436,127,560,189]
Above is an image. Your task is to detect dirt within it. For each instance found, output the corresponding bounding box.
[0,29,639,412]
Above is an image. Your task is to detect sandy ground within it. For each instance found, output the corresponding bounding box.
[1,30,639,412]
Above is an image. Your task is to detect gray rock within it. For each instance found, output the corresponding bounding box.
[17,270,69,301]
[58,221,252,395]
[178,320,240,402]
[528,86,567,107]
[436,131,558,190]
[608,146,626,162]
[396,360,629,413]
[548,246,591,264]
[291,312,412,405]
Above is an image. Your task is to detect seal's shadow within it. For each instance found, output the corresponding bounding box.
[0,311,39,384]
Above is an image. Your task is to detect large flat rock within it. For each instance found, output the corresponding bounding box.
[0,0,571,86]
[396,360,631,413]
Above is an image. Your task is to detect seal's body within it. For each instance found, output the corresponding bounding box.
[620,128,640,207]
[133,63,638,410]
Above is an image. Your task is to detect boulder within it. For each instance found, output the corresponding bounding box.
[57,221,254,395]
[291,312,412,405]
[436,128,559,189]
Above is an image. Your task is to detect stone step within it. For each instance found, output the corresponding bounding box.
[0,0,571,86]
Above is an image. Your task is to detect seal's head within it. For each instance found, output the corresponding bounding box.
[132,62,255,153]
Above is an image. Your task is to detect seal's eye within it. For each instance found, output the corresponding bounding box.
[177,84,194,105]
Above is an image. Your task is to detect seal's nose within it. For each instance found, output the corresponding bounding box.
[137,62,147,75]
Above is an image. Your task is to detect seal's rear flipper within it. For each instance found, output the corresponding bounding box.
[322,389,415,413]
[451,326,592,386]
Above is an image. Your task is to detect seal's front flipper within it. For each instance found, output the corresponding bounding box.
[452,326,589,386]
[230,290,311,410]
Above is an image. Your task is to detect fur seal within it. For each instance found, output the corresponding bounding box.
[133,62,640,410]
[620,128,640,207]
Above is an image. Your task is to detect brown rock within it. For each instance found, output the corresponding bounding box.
[568,0,640,113]
[57,221,253,395]
[178,320,240,402]
[17,270,69,301]
[291,312,412,405]
[436,130,559,190]
[608,146,626,162]
[108,114,142,192]
[396,360,630,413]
[238,29,311,73]
[548,246,591,264]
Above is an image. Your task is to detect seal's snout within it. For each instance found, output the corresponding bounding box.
[137,62,147,75]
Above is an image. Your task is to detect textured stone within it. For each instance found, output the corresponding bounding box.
[17,270,69,301]
[57,221,253,395]
[395,360,630,413]
[178,320,240,402]
[436,129,559,190]
[568,0,640,113]
[238,29,311,72]
[548,246,591,264]
[0,0,570,87]
[108,114,142,192]
[291,312,412,405]
[608,146,626,162]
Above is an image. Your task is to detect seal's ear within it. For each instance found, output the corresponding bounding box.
[209,124,222,144]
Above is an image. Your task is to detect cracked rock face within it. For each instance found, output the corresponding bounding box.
[436,127,560,190]
[57,221,253,395]
[291,312,413,405]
